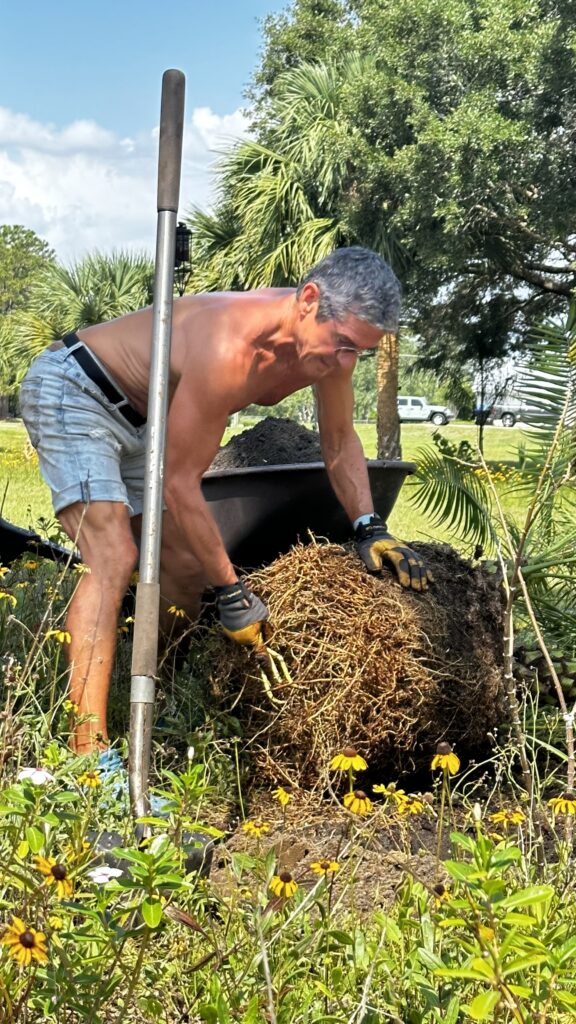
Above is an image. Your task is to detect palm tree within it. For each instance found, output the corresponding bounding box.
[188,58,405,456]
[0,251,154,390]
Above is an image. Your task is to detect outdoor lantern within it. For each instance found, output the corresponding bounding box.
[174,221,192,296]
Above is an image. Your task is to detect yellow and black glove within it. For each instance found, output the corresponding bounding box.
[354,514,431,592]
[215,581,271,650]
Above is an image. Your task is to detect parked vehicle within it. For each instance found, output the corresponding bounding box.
[397,395,456,426]
[475,398,537,427]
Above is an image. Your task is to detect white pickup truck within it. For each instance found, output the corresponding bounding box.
[397,395,456,426]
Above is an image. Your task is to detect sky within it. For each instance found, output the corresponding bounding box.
[0,0,285,262]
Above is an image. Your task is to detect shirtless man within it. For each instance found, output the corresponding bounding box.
[20,247,430,758]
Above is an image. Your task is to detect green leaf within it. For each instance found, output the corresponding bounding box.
[502,954,550,976]
[16,839,29,858]
[328,929,354,946]
[25,825,45,853]
[554,990,576,1010]
[501,885,554,909]
[141,896,163,929]
[466,989,500,1020]
[557,936,576,964]
[503,913,536,927]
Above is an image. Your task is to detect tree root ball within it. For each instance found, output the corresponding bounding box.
[194,540,505,786]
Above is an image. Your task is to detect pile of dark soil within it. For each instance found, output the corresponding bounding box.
[193,540,505,786]
[210,417,323,469]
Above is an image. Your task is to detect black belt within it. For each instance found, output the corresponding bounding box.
[62,333,146,428]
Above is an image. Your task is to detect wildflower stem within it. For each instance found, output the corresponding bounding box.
[232,738,245,822]
[435,772,448,877]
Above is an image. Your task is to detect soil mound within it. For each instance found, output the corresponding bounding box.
[210,417,322,469]
[195,540,505,785]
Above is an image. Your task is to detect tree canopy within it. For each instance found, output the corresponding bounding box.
[0,225,55,316]
[215,0,576,366]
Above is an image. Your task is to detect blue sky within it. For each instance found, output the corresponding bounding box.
[0,0,285,259]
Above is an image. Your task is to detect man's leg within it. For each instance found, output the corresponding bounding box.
[58,500,139,753]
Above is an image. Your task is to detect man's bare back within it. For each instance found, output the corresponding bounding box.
[78,289,331,426]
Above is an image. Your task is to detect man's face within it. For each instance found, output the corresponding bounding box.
[299,310,383,373]
[295,282,383,373]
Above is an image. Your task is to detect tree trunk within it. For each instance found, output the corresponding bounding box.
[376,332,401,459]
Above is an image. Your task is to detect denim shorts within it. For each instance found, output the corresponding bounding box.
[20,346,148,516]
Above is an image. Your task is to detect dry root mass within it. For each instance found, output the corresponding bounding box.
[192,540,505,786]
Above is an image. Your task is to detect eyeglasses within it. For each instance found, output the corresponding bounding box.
[335,346,377,361]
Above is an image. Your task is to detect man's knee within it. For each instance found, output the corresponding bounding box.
[59,501,138,589]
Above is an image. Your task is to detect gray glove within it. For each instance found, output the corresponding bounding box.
[215,581,271,649]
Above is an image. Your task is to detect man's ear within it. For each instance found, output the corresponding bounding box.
[298,281,320,315]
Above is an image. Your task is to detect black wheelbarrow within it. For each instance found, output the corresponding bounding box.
[0,459,415,569]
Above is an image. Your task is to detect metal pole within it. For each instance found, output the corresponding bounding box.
[129,69,185,830]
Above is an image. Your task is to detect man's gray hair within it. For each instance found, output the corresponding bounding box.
[297,247,401,333]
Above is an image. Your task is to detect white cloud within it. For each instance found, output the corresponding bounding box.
[0,105,251,262]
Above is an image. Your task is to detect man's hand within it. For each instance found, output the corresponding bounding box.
[215,581,271,649]
[354,514,431,591]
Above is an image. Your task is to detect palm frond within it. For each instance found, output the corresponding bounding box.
[408,445,497,549]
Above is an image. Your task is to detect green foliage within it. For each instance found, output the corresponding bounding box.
[0,225,55,317]
[408,303,576,638]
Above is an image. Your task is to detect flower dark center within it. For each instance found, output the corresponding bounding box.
[343,746,357,758]
[436,742,452,755]
[51,864,67,881]
[434,883,446,897]
[354,790,367,799]
[320,861,331,870]
[279,871,293,883]
[19,931,36,948]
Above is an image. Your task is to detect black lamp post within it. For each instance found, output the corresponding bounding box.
[174,221,192,296]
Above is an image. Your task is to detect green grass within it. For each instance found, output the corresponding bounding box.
[0,418,525,549]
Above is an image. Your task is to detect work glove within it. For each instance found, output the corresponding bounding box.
[354,514,431,592]
[215,581,271,649]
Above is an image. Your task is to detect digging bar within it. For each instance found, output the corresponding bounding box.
[129,69,185,834]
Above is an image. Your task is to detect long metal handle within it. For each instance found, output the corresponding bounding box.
[129,69,185,829]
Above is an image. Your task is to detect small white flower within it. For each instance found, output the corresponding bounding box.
[17,767,56,786]
[87,866,123,884]
[187,746,195,761]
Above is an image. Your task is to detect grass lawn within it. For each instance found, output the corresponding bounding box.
[0,417,525,549]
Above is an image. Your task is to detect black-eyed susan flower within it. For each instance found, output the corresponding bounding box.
[77,770,101,788]
[330,746,368,772]
[34,856,73,899]
[63,700,79,715]
[310,859,340,876]
[0,565,9,579]
[396,796,426,816]
[0,591,17,608]
[490,809,525,828]
[548,793,576,815]
[432,882,450,905]
[73,563,91,574]
[45,629,72,645]
[431,742,460,776]
[167,605,186,618]
[242,820,270,837]
[343,789,372,816]
[477,924,495,943]
[269,871,298,899]
[23,559,38,570]
[0,917,48,966]
[272,786,292,807]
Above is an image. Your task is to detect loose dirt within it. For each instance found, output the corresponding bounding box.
[210,417,323,469]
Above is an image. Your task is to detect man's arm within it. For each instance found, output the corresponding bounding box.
[315,365,373,522]
[163,369,239,585]
[164,370,270,643]
[315,365,431,591]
